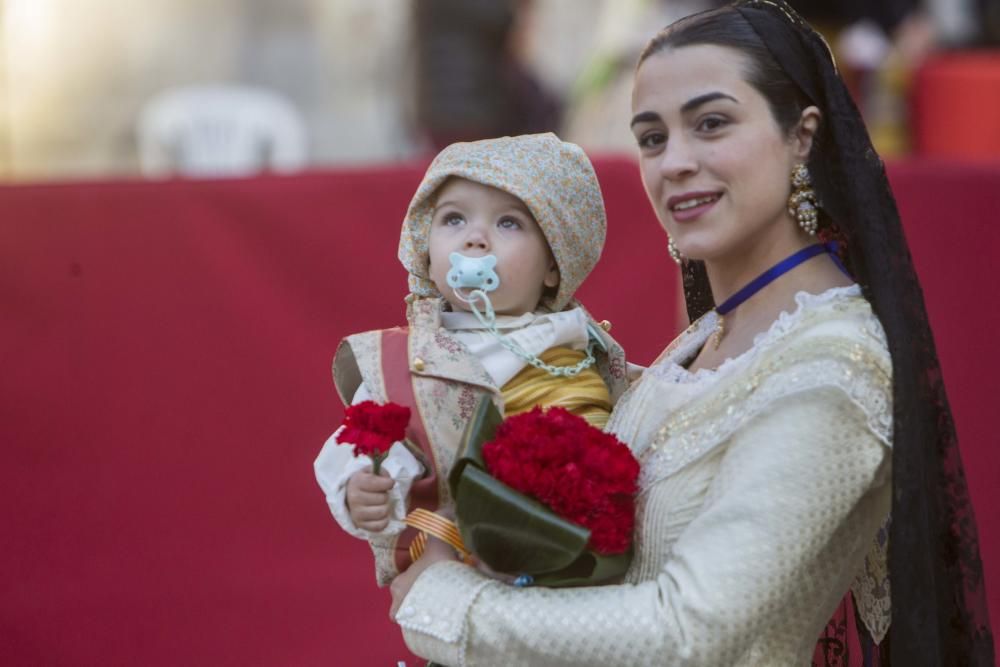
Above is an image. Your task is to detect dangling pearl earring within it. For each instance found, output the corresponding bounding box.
[788,163,819,235]
[668,236,683,265]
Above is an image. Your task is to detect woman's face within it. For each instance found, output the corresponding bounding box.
[630,44,817,265]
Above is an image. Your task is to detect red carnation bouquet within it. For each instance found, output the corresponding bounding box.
[483,407,638,555]
[338,400,411,475]
[449,399,639,586]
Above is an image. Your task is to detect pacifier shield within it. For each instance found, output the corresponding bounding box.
[446,253,500,292]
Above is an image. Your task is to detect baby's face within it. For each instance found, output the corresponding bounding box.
[428,178,558,316]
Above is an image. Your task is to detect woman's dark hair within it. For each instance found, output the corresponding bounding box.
[638,8,809,136]
[637,3,995,666]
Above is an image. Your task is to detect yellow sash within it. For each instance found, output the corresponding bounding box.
[500,346,612,428]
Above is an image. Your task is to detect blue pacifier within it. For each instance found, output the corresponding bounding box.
[446,252,500,292]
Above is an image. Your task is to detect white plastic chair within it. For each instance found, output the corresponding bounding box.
[138,85,308,177]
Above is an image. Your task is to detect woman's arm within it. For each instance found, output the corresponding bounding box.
[394,385,891,666]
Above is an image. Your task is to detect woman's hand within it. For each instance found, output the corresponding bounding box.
[473,559,517,585]
[389,537,459,618]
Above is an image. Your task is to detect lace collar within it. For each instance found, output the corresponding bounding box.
[654,284,863,383]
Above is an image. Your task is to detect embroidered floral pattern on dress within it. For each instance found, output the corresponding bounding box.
[608,287,888,465]
[637,339,892,490]
[613,289,892,479]
[851,519,892,642]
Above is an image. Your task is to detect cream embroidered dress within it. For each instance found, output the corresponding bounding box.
[395,285,893,666]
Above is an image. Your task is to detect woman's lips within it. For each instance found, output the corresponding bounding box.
[667,192,722,223]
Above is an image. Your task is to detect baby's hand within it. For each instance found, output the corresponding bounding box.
[346,468,394,532]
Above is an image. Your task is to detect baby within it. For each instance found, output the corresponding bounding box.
[314,133,629,585]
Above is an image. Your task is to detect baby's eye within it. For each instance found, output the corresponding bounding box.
[697,115,728,132]
[442,213,465,226]
[497,217,522,230]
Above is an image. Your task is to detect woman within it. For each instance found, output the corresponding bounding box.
[389,2,994,665]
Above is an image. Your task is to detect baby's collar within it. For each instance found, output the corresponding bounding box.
[441,310,536,331]
[440,307,584,332]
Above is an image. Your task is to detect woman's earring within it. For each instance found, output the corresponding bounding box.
[668,236,683,265]
[788,163,819,235]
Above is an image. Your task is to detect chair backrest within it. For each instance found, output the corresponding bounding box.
[138,85,308,177]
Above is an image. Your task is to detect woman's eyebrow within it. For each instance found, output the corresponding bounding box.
[630,92,739,127]
[681,91,739,114]
[630,111,661,128]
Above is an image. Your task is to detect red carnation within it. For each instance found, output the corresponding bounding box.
[481,407,639,555]
[338,400,411,475]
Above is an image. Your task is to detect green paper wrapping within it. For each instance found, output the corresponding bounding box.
[448,397,632,587]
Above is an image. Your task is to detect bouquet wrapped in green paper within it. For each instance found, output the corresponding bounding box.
[448,397,639,587]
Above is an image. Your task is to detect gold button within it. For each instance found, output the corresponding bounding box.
[599,319,612,332]
[412,357,426,372]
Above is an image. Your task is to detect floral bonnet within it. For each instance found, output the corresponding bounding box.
[398,133,607,312]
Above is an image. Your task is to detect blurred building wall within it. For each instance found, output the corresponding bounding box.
[0,0,992,181]
[1,0,414,181]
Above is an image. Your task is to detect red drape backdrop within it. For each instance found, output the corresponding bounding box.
[2,158,997,666]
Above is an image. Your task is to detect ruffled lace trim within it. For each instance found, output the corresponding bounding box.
[748,284,865,352]
[650,284,866,384]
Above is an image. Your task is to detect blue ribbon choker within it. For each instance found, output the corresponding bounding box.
[711,242,849,349]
